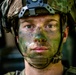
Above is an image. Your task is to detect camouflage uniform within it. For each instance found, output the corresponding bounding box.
[4,67,76,75]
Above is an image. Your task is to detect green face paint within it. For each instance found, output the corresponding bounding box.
[18,14,62,68]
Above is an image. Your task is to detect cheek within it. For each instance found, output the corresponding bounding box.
[18,31,34,51]
[19,30,34,43]
[18,37,27,54]
[48,32,61,49]
[51,38,60,49]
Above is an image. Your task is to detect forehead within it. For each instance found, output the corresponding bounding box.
[19,14,60,23]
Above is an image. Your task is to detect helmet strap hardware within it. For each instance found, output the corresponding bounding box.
[19,0,55,18]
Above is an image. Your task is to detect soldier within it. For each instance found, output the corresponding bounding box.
[1,0,76,75]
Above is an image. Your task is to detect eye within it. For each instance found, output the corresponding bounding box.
[24,24,34,29]
[26,25,32,28]
[45,24,57,31]
[47,24,53,28]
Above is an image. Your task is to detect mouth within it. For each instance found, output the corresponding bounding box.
[31,46,48,53]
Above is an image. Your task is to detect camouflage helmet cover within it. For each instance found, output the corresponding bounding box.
[1,0,74,18]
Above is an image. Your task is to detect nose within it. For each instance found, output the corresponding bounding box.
[34,33,47,43]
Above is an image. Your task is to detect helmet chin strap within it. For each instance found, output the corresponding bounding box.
[18,1,67,69]
[24,54,62,69]
[16,36,62,69]
[23,47,62,69]
[26,58,52,69]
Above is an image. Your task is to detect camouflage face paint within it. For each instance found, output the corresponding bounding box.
[18,14,62,68]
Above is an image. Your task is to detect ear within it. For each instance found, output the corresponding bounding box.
[63,27,69,43]
[16,36,19,43]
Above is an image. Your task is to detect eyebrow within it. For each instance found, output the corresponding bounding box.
[45,19,58,23]
[20,18,58,24]
[20,19,33,24]
[44,19,58,25]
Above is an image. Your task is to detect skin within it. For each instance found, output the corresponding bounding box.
[17,14,68,75]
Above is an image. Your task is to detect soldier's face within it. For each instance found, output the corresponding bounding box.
[18,14,63,68]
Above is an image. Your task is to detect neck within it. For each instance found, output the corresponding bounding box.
[24,60,63,75]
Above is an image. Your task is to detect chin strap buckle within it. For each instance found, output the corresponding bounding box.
[52,54,62,63]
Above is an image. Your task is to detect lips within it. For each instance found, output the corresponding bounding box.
[31,46,48,53]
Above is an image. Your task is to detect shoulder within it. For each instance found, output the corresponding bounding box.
[4,71,21,75]
[4,72,15,75]
[4,70,25,75]
[64,66,76,75]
